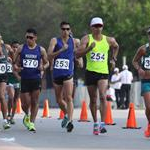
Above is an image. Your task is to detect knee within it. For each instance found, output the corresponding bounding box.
[90,97,97,106]
[65,95,72,102]
[99,93,106,101]
[0,93,5,102]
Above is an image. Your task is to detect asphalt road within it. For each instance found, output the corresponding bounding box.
[0,109,150,150]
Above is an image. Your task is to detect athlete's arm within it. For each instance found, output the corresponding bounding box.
[132,45,145,70]
[48,38,68,60]
[132,45,146,77]
[40,46,49,71]
[107,37,119,61]
[74,38,83,68]
[5,44,13,62]
[75,35,95,58]
[13,44,22,72]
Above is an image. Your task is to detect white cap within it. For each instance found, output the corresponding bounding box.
[114,67,119,72]
[90,17,103,26]
[122,65,128,70]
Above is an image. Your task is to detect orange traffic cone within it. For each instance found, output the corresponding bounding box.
[78,100,90,122]
[42,99,51,118]
[122,103,141,129]
[16,98,22,114]
[105,101,116,125]
[58,109,65,120]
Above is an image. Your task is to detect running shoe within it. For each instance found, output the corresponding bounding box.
[99,122,107,133]
[61,116,69,128]
[9,118,15,125]
[3,120,11,130]
[23,115,30,128]
[28,122,36,132]
[93,123,99,135]
[66,121,74,132]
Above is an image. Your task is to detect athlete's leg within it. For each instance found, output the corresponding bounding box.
[97,79,108,122]
[0,82,10,129]
[21,93,31,115]
[63,78,74,121]
[11,88,20,119]
[7,85,15,117]
[30,89,40,123]
[143,92,150,124]
[87,85,98,122]
[54,83,67,114]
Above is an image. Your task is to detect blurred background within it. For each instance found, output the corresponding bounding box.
[1,0,150,108]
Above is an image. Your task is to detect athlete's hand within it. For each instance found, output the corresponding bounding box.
[38,64,45,71]
[62,44,68,51]
[110,59,116,71]
[13,64,23,72]
[7,57,12,63]
[89,42,96,50]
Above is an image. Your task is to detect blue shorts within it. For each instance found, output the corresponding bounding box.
[141,80,150,95]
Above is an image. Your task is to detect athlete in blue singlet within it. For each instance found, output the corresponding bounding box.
[48,21,80,132]
[13,28,49,132]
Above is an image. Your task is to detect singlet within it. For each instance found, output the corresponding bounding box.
[86,34,110,74]
[53,37,74,79]
[20,44,41,79]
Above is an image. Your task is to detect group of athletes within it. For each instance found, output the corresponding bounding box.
[0,17,150,137]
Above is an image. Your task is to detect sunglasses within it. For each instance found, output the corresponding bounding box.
[26,36,34,39]
[61,28,70,31]
[92,24,103,28]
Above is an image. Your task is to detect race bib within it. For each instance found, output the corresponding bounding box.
[7,63,13,73]
[144,57,150,69]
[23,59,38,68]
[90,52,105,61]
[0,63,6,74]
[54,58,69,70]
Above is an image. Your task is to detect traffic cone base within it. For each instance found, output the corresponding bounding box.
[122,103,141,129]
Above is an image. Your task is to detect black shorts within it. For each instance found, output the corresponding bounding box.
[0,74,7,83]
[53,75,73,85]
[85,70,108,86]
[21,79,41,93]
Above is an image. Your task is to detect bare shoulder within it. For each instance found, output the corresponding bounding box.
[73,38,80,44]
[40,46,46,55]
[137,45,146,54]
[106,36,117,44]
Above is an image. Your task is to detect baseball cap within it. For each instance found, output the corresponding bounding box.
[122,65,128,70]
[90,17,103,27]
[114,67,119,72]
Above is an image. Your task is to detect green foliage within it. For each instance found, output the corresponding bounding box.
[0,0,150,73]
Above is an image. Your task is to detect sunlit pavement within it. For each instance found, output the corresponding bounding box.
[0,109,149,150]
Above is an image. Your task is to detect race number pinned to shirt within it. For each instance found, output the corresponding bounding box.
[144,57,150,69]
[54,58,69,70]
[7,63,13,73]
[0,63,6,74]
[23,59,38,68]
[90,52,105,62]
